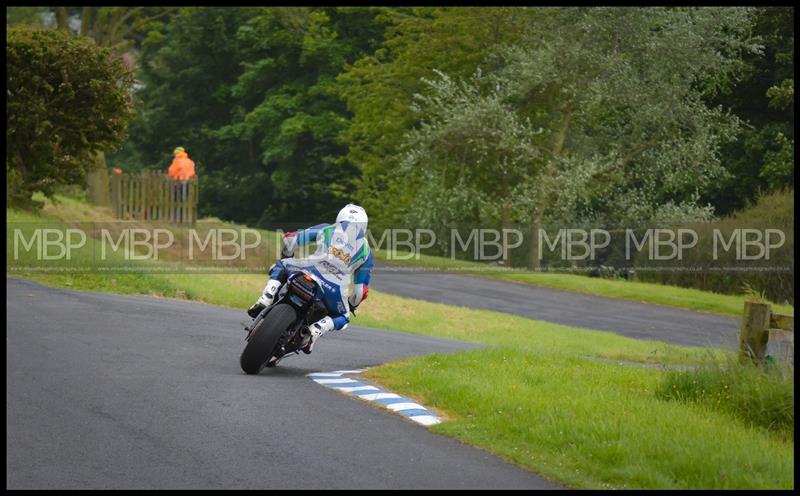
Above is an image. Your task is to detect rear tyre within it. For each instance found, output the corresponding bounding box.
[240,304,297,374]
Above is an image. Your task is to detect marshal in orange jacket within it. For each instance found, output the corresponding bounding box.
[167,151,196,180]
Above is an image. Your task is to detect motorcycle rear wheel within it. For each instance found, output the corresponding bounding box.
[240,304,297,374]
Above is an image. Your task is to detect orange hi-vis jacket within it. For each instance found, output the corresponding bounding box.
[167,152,196,180]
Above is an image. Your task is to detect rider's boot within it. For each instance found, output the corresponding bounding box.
[302,316,334,354]
[247,279,282,318]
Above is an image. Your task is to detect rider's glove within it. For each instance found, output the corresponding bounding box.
[348,285,368,315]
[281,231,297,258]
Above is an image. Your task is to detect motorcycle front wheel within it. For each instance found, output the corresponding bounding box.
[240,303,297,374]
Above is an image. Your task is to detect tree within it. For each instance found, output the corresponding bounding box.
[6,7,49,27]
[52,6,176,52]
[6,27,135,207]
[702,7,794,214]
[123,7,251,171]
[337,7,534,225]
[126,7,383,225]
[210,7,382,223]
[400,69,540,246]
[45,7,177,205]
[400,7,760,269]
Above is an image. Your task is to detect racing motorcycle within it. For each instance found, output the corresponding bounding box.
[240,270,329,374]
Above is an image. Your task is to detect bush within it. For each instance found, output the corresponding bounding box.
[6,27,135,207]
[634,189,794,304]
[656,360,794,435]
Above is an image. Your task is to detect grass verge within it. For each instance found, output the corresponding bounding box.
[364,349,794,489]
[656,359,794,435]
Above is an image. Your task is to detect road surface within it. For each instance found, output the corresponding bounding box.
[6,278,559,490]
[372,266,739,349]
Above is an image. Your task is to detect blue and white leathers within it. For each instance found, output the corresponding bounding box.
[269,220,374,331]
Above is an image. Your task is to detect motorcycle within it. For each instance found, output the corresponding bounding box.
[240,270,330,374]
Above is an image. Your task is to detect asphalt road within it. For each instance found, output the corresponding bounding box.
[6,278,559,490]
[371,266,740,349]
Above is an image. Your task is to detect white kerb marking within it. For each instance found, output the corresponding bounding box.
[307,370,442,428]
[409,415,441,426]
[385,402,426,412]
[356,392,402,401]
[313,378,360,385]
[334,386,380,393]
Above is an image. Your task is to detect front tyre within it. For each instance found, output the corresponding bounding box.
[240,304,297,374]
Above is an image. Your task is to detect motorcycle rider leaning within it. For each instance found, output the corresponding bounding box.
[247,204,374,354]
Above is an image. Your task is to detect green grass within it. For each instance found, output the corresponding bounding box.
[375,250,794,317]
[489,273,794,316]
[656,359,794,435]
[364,349,794,489]
[358,291,730,366]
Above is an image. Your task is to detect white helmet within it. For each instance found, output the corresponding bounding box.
[336,203,368,226]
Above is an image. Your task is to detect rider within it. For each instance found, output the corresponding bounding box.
[247,204,374,354]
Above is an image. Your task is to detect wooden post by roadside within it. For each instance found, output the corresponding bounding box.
[110,174,119,218]
[739,301,771,364]
[767,311,794,373]
[739,301,794,372]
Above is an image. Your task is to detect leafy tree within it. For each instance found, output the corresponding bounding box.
[45,5,787,235]
[51,6,176,52]
[337,7,534,225]
[703,7,794,214]
[400,7,760,269]
[124,7,250,171]
[400,69,540,243]
[124,7,383,225]
[18,6,178,205]
[6,27,135,208]
[210,7,383,223]
[6,7,49,27]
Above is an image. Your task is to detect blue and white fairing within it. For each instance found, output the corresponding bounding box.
[271,221,373,330]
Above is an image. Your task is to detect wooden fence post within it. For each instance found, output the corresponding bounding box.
[739,301,771,364]
[127,174,134,219]
[739,300,795,373]
[110,174,119,218]
[766,312,794,374]
[184,178,197,226]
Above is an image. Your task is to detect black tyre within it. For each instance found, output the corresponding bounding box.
[240,304,297,374]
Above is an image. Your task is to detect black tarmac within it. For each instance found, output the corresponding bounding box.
[6,278,559,489]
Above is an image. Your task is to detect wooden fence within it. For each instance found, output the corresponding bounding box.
[110,171,198,225]
[739,301,794,372]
